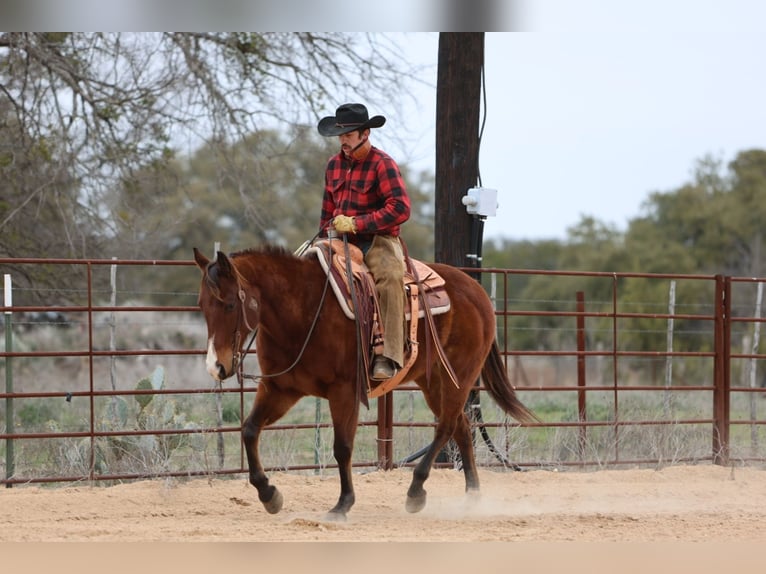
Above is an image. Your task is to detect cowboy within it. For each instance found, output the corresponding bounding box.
[317,103,411,381]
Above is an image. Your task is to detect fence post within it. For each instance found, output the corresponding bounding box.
[109,259,118,392]
[713,275,731,465]
[664,280,676,418]
[377,393,393,469]
[748,282,763,454]
[576,291,587,459]
[4,273,14,487]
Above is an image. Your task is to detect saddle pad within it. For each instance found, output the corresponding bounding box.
[304,240,451,321]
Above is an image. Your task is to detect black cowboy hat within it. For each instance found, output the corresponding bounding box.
[317,103,386,137]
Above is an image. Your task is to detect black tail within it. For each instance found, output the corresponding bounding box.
[481,341,539,424]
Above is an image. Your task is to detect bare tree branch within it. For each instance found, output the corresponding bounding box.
[0,32,430,300]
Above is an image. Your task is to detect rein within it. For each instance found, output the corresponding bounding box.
[232,246,334,387]
[341,233,366,410]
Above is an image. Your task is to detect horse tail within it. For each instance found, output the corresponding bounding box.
[481,341,539,424]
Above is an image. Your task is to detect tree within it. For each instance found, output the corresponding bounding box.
[0,32,426,301]
[109,129,435,303]
[724,149,766,277]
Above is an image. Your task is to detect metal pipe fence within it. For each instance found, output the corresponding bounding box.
[2,256,766,486]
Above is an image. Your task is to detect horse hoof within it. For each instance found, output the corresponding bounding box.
[405,493,427,514]
[262,488,284,514]
[324,510,348,522]
[465,489,481,507]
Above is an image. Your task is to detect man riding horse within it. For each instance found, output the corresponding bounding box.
[317,103,410,381]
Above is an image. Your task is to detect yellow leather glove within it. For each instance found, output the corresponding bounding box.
[333,214,357,234]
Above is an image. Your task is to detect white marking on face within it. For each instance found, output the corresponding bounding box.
[206,337,220,380]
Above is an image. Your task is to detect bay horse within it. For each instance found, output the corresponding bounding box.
[193,243,536,519]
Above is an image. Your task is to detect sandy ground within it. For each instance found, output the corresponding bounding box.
[2,464,766,543]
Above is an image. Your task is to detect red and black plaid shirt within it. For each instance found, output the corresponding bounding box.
[319,146,410,243]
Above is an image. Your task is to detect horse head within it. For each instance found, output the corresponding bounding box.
[194,247,258,382]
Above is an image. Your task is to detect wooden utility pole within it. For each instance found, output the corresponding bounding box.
[434,33,485,266]
[433,33,486,465]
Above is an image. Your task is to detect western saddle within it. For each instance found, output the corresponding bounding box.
[304,238,456,400]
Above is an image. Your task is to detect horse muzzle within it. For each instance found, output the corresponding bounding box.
[206,339,234,381]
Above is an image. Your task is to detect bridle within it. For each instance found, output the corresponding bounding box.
[230,285,259,383]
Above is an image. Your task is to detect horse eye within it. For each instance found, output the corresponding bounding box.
[224,302,235,312]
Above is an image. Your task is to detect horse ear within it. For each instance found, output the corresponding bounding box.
[193,247,209,270]
[216,251,234,276]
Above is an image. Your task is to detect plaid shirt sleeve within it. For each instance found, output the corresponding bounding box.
[319,152,344,233]
[319,147,410,237]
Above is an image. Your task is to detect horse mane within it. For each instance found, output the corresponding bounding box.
[230,244,296,260]
[203,244,303,302]
[230,244,316,292]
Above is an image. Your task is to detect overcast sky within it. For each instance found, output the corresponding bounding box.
[384,2,766,241]
[6,1,766,243]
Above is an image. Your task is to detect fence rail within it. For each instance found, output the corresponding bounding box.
[2,256,766,486]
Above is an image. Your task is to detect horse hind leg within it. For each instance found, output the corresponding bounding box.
[452,409,481,495]
[405,412,460,514]
[407,413,483,516]
[406,365,482,513]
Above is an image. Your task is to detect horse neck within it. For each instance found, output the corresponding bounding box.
[234,251,320,331]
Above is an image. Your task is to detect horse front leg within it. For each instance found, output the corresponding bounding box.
[242,384,300,514]
[242,415,283,514]
[326,392,360,520]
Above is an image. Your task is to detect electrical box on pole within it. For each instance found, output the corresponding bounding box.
[462,187,498,218]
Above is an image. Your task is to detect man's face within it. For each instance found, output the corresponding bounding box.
[339,129,367,156]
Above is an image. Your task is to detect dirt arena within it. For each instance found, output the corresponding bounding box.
[2,464,766,543]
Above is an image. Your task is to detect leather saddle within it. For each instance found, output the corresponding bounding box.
[305,238,451,321]
[303,238,455,399]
